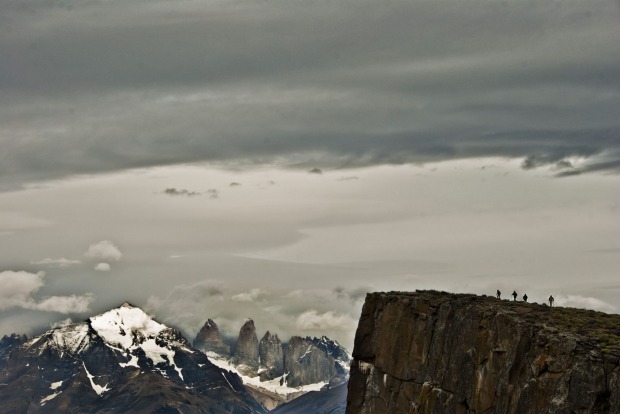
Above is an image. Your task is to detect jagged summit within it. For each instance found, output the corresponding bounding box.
[89,303,168,350]
[193,318,230,356]
[231,318,260,375]
[0,303,267,413]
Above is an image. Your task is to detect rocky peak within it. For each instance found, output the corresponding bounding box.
[284,336,340,388]
[231,319,260,375]
[347,291,620,414]
[193,318,230,356]
[306,336,350,374]
[258,331,284,381]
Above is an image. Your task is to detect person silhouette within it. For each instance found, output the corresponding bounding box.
[512,291,517,301]
[523,294,528,302]
[496,289,501,299]
[549,295,554,307]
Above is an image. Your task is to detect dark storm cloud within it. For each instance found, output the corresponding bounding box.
[1,0,619,188]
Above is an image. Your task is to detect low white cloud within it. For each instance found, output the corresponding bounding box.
[0,270,93,314]
[94,262,111,272]
[555,294,616,313]
[295,309,357,331]
[32,294,93,313]
[84,240,122,261]
[0,271,45,310]
[232,288,263,302]
[51,318,73,329]
[31,257,82,267]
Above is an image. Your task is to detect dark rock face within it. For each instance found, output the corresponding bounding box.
[347,291,620,414]
[0,305,266,413]
[258,331,284,381]
[285,336,340,388]
[194,317,351,392]
[193,318,230,356]
[231,319,260,375]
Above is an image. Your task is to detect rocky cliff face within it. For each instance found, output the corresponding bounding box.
[258,331,284,381]
[285,336,345,388]
[231,319,260,375]
[193,318,230,356]
[347,291,620,414]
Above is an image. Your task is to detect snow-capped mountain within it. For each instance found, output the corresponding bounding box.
[0,304,266,413]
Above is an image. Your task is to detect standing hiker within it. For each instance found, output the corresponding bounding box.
[523,293,528,302]
[549,295,554,307]
[512,290,518,301]
[496,289,501,299]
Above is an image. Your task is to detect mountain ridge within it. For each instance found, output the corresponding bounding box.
[0,303,266,413]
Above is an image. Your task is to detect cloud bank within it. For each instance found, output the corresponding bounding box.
[0,0,618,190]
[0,271,93,314]
[31,257,82,267]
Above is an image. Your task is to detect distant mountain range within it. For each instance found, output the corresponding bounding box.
[0,303,350,413]
[193,317,350,411]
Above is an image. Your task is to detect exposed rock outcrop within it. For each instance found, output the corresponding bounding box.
[347,291,620,414]
[231,319,260,375]
[193,318,230,356]
[259,331,284,381]
[285,336,340,388]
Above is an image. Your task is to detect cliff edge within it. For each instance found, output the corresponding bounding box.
[347,291,620,414]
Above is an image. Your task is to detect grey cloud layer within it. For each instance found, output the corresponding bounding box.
[2,0,619,188]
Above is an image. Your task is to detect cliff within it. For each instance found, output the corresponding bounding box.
[193,318,230,356]
[285,336,342,388]
[231,319,260,375]
[259,331,284,381]
[347,291,620,414]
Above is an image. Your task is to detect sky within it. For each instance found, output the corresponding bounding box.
[1,0,619,350]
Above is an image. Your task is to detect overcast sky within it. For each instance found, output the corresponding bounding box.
[1,0,619,349]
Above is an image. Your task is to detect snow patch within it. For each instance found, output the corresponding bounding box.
[298,347,313,361]
[119,355,139,368]
[40,391,60,405]
[222,372,236,391]
[82,361,109,396]
[26,324,91,356]
[208,355,327,396]
[141,339,184,381]
[50,380,63,390]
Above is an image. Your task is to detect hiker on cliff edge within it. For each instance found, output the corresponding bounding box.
[496,289,501,299]
[549,295,554,307]
[512,290,517,301]
[523,293,528,302]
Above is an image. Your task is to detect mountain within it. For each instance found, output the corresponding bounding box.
[194,318,351,412]
[272,382,347,414]
[284,336,348,388]
[0,303,266,413]
[258,331,284,381]
[193,318,230,357]
[347,291,620,413]
[230,319,260,376]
